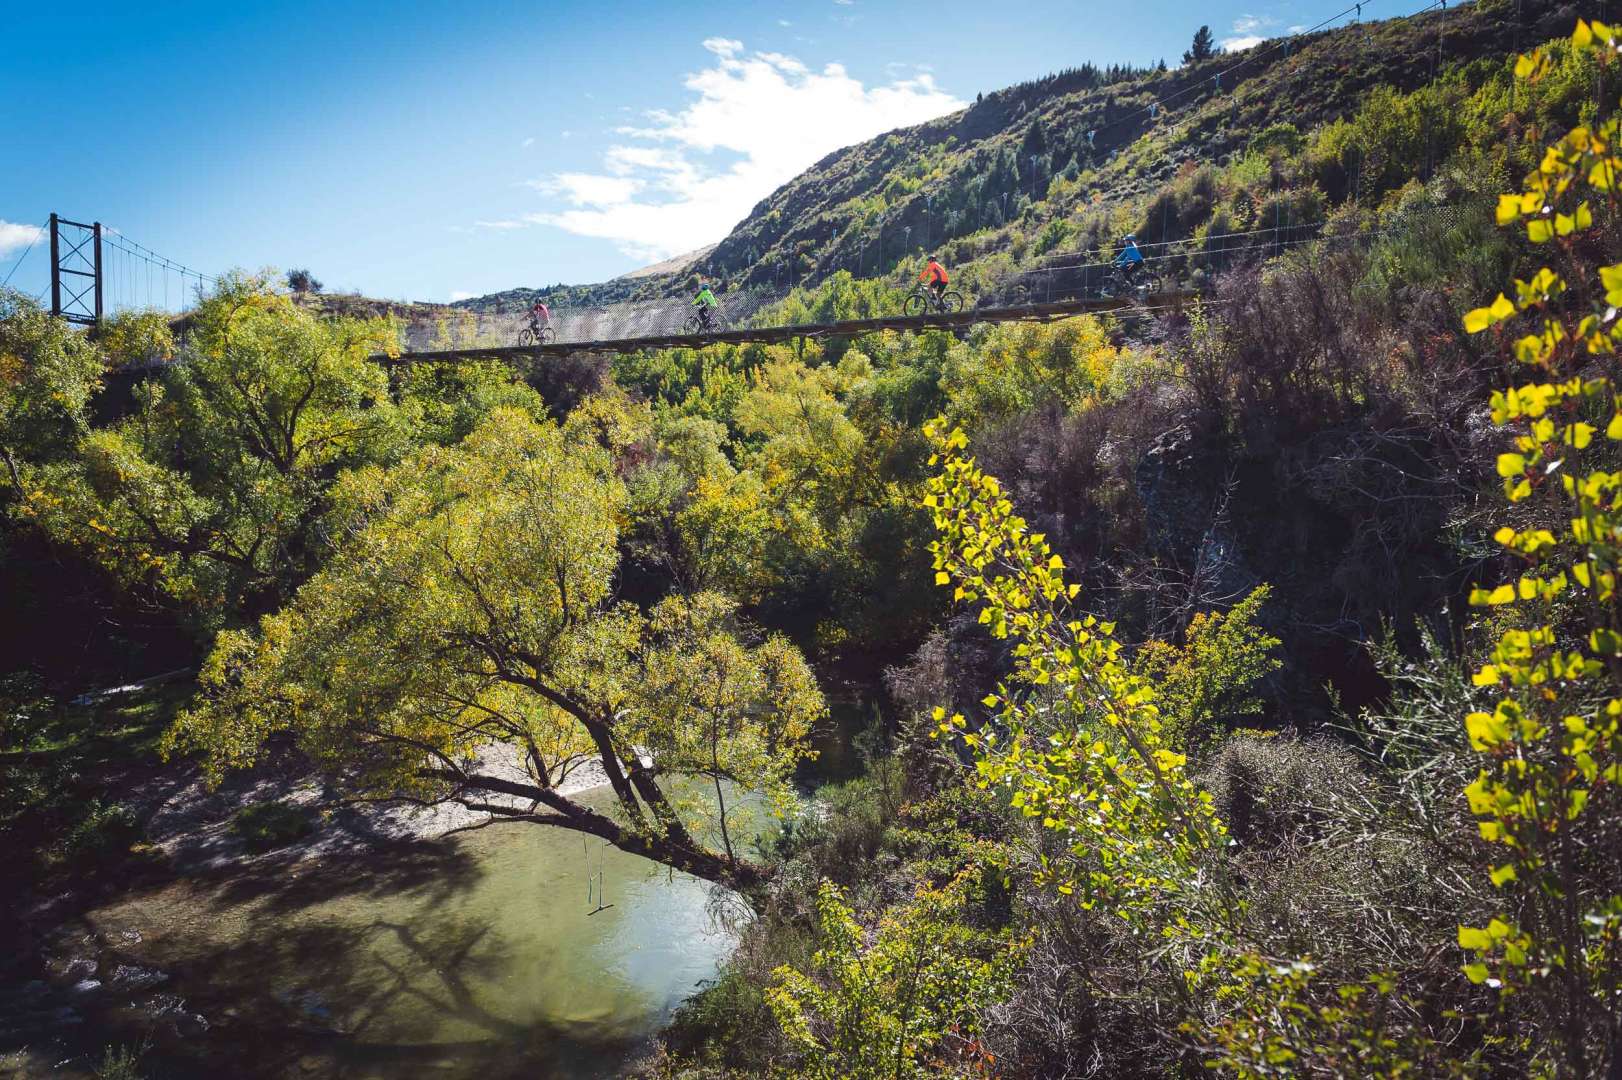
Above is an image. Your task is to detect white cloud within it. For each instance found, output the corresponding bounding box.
[521,136,535,148]
[450,290,476,301]
[490,39,964,261]
[702,37,744,58]
[530,172,646,208]
[778,18,793,26]
[1222,13,1274,51]
[0,220,44,259]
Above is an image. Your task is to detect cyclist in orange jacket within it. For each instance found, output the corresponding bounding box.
[919,254,949,303]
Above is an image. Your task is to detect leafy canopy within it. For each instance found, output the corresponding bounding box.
[767,875,1021,1080]
[170,405,823,892]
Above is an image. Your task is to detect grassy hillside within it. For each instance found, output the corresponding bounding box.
[455,0,1584,313]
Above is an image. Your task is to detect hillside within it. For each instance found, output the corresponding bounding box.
[453,0,1579,314]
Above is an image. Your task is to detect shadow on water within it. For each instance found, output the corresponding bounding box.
[14,805,737,1080]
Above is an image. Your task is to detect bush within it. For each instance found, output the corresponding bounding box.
[55,799,140,866]
[285,268,322,294]
[231,800,316,851]
[772,758,905,893]
[1201,734,1373,849]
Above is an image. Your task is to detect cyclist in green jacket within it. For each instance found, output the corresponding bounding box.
[693,282,719,329]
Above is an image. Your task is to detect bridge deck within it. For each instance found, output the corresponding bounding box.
[374,293,1190,363]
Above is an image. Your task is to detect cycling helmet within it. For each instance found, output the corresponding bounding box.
[1123,234,1137,242]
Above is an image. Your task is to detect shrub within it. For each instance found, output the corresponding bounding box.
[285,268,322,294]
[54,799,141,867]
[231,799,316,851]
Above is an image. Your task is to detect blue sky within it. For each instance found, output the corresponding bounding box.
[2,0,1382,306]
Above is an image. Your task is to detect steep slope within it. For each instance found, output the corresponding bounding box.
[453,0,1579,313]
[696,0,1572,287]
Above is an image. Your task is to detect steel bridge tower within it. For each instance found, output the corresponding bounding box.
[49,213,102,327]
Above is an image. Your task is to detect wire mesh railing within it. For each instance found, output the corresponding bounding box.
[386,215,1406,355]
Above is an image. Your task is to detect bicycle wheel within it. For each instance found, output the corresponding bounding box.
[539,325,557,344]
[1143,275,1164,295]
[684,314,704,334]
[940,291,965,313]
[517,327,536,346]
[903,292,928,317]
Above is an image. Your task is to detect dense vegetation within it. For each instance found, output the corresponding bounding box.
[5,6,1622,1079]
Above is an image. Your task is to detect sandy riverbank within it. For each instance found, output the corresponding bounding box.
[138,746,612,873]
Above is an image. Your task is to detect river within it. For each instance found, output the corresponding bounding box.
[10,788,748,1079]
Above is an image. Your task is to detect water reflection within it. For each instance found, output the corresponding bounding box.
[80,790,742,1079]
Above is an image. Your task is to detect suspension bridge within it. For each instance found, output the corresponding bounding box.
[373,292,1196,364]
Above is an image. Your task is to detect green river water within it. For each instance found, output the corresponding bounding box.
[67,790,747,1079]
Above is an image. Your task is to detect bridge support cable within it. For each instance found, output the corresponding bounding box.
[1,218,47,297]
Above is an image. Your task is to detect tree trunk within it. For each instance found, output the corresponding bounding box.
[426,769,771,907]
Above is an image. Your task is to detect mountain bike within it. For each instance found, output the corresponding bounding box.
[903,285,965,316]
[517,317,556,346]
[1101,264,1164,299]
[684,308,728,334]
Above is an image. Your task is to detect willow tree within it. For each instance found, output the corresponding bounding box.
[168,406,822,898]
[17,275,400,620]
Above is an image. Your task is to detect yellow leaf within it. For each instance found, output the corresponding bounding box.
[1470,584,1517,606]
[1528,218,1554,243]
[1467,711,1510,749]
[1464,293,1515,333]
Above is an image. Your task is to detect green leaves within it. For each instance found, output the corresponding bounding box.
[766,876,1021,1079]
[172,405,822,888]
[1456,37,1622,1061]
[921,420,1231,927]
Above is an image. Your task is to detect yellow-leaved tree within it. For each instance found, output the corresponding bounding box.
[167,405,823,901]
[1457,19,1622,1074]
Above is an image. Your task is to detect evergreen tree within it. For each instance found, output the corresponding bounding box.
[1184,25,1216,64]
[1020,120,1047,159]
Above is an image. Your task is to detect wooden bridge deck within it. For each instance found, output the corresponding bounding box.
[373,293,1192,363]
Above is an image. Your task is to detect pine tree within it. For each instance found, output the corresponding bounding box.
[1183,25,1216,64]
